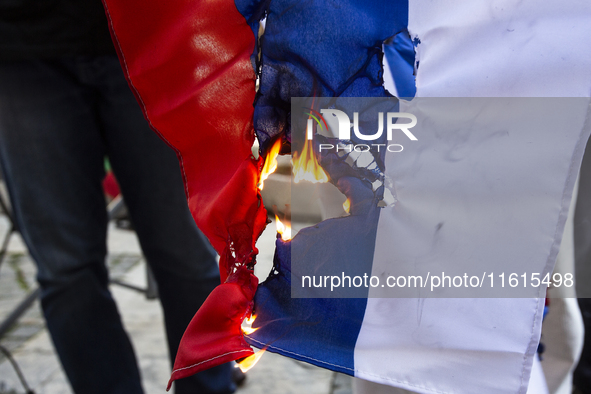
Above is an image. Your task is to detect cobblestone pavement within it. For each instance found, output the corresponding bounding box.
[0,216,353,394]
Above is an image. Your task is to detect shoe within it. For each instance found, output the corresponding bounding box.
[232,368,247,387]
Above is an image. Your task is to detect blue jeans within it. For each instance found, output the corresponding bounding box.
[0,56,234,394]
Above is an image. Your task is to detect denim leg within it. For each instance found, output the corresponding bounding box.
[0,59,143,394]
[92,56,235,394]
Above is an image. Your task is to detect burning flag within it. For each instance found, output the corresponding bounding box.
[101,0,591,393]
[102,0,266,387]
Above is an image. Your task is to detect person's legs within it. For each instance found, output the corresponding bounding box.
[94,55,235,394]
[0,58,143,394]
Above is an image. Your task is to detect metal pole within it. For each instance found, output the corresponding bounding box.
[0,288,40,339]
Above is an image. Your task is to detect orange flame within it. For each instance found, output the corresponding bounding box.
[275,215,292,241]
[292,139,329,184]
[242,327,258,335]
[258,139,282,190]
[342,198,350,214]
[236,347,267,373]
[241,314,258,335]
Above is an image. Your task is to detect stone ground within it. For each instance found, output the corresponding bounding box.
[0,214,353,394]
